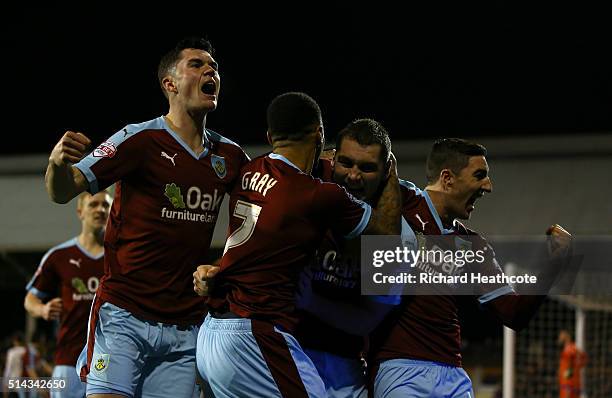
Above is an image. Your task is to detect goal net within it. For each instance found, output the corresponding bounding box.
[505,295,612,398]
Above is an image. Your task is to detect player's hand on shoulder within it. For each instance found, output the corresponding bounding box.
[49,131,92,167]
[546,224,572,259]
[42,297,63,321]
[320,148,336,161]
[193,264,220,296]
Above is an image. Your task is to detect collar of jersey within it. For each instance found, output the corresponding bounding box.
[160,116,210,160]
[73,237,104,260]
[421,190,455,234]
[268,153,302,172]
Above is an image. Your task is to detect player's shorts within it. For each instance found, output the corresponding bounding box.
[304,348,367,398]
[374,358,474,398]
[76,301,200,398]
[50,365,85,398]
[196,313,326,398]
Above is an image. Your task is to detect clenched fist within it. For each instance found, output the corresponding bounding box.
[49,131,92,167]
[42,297,63,321]
[546,224,572,259]
[193,264,220,296]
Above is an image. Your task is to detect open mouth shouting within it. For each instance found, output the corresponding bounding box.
[201,80,217,97]
[345,184,365,200]
[466,191,484,213]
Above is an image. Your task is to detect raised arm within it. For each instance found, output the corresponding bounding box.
[45,131,90,203]
[483,224,574,331]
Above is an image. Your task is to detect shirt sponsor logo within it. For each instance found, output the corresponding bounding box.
[162,183,222,223]
[71,276,99,301]
[93,141,117,158]
[313,249,358,289]
[211,155,227,179]
[415,231,427,250]
[164,183,186,209]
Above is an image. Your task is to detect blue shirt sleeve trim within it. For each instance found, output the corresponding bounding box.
[26,286,51,300]
[345,202,372,239]
[74,164,98,194]
[478,285,516,304]
[368,294,402,305]
[74,117,161,191]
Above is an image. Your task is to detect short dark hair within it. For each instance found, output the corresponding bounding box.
[426,138,487,183]
[157,37,214,96]
[267,92,322,141]
[336,118,391,163]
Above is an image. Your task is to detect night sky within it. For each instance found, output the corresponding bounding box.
[3,4,611,155]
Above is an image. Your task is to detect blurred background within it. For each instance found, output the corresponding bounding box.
[1,4,611,397]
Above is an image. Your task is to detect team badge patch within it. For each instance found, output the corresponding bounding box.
[93,141,117,158]
[93,354,110,373]
[454,236,473,251]
[211,155,227,179]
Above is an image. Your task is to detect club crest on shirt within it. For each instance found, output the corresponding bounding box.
[454,236,472,251]
[93,354,110,373]
[211,155,226,179]
[93,141,117,158]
